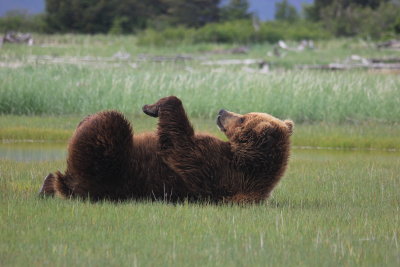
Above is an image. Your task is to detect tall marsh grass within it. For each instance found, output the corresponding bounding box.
[0,65,399,123]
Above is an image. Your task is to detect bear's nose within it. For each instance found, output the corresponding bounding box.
[218,109,226,116]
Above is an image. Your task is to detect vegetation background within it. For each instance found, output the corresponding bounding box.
[1,0,399,266]
[1,0,399,41]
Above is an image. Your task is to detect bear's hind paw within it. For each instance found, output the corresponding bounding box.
[38,173,56,198]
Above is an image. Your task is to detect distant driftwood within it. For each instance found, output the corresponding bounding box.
[298,55,400,71]
[298,63,400,70]
[376,40,400,50]
[277,40,314,52]
[137,54,195,62]
[202,59,266,66]
[206,46,249,55]
[368,57,400,63]
[2,32,33,45]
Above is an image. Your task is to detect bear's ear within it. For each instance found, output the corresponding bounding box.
[284,120,294,135]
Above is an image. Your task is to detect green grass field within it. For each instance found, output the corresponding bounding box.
[1,150,399,266]
[1,35,400,266]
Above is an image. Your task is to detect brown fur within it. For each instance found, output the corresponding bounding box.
[39,96,293,203]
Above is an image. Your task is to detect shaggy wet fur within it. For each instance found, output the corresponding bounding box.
[40,96,293,203]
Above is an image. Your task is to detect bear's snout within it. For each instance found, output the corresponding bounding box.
[216,109,227,131]
[217,109,236,132]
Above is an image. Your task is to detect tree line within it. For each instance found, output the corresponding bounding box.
[0,0,399,40]
[45,0,250,33]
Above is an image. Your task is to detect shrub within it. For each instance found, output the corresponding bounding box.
[137,20,331,46]
[195,20,254,43]
[109,17,130,35]
[285,21,332,40]
[318,2,400,39]
[137,27,196,46]
[0,10,46,33]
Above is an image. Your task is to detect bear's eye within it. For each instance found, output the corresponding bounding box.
[239,117,245,124]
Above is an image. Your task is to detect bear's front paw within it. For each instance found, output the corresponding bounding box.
[142,104,159,117]
[143,96,182,117]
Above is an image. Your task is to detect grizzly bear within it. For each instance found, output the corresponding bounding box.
[39,96,293,203]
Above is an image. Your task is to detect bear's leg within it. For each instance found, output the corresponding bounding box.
[143,97,215,197]
[39,171,73,198]
[65,111,134,200]
[143,96,194,149]
[39,173,56,197]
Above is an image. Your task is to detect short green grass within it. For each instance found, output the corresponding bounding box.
[1,150,399,266]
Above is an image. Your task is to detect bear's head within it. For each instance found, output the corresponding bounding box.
[217,109,294,197]
[217,109,293,171]
[216,109,293,143]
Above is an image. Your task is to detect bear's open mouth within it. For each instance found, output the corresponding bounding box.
[216,115,226,132]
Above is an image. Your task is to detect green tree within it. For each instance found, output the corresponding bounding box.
[160,0,220,27]
[304,0,399,37]
[0,9,46,32]
[275,0,299,23]
[45,0,161,33]
[220,0,251,21]
[306,0,390,21]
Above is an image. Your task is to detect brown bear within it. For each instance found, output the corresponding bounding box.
[40,96,293,203]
